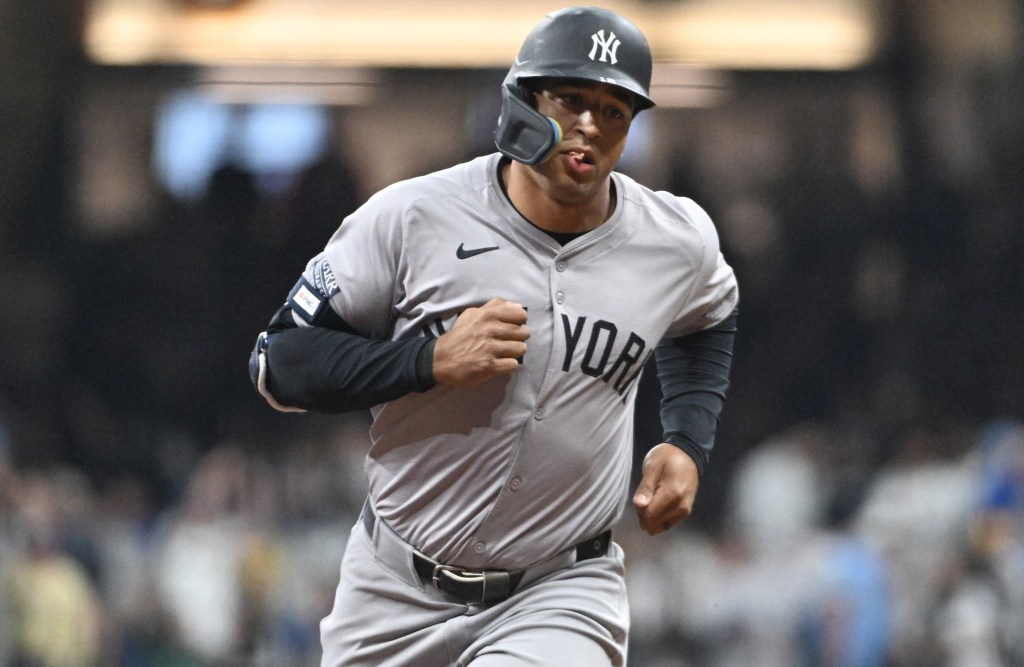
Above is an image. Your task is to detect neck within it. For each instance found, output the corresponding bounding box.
[501,160,615,234]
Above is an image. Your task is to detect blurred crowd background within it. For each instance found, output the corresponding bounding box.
[1,0,1023,665]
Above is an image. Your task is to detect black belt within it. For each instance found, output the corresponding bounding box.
[360,503,611,604]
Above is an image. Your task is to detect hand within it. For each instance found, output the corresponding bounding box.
[432,297,530,386]
[633,443,700,535]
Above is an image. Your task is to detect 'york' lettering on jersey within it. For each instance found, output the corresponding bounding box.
[420,311,650,398]
[561,314,650,398]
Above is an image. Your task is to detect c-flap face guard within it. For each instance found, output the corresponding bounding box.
[494,83,563,165]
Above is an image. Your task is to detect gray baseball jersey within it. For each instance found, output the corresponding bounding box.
[298,152,737,570]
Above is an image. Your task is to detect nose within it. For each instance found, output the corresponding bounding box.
[573,109,599,137]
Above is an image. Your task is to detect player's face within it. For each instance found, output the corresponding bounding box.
[529,78,634,201]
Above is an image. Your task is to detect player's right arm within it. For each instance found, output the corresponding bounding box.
[249,175,530,413]
[251,296,530,412]
[249,302,436,413]
[249,180,436,414]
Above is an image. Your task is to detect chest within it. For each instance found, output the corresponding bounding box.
[391,214,701,384]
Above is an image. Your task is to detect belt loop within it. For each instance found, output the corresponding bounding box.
[482,570,512,603]
[360,499,376,543]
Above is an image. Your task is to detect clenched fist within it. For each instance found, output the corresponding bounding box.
[432,297,531,386]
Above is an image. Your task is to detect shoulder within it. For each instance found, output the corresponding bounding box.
[615,172,720,242]
[360,154,498,219]
[326,155,498,256]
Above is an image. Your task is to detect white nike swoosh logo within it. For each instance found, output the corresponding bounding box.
[514,57,530,67]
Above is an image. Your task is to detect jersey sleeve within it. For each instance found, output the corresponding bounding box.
[664,197,739,338]
[249,186,437,413]
[313,185,409,338]
[656,196,739,474]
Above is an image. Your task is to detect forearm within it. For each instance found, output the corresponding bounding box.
[251,307,437,413]
[655,307,738,477]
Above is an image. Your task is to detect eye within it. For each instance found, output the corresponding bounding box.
[605,101,635,124]
[559,92,586,109]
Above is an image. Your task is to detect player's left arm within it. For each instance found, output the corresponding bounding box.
[633,306,737,535]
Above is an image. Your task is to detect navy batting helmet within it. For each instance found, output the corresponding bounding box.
[494,6,655,164]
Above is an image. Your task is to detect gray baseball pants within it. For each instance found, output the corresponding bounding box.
[319,507,629,666]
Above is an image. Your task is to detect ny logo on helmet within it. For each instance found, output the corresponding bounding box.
[588,30,621,64]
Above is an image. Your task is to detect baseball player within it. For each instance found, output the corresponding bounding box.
[249,6,738,666]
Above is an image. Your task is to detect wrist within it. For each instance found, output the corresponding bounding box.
[415,338,438,390]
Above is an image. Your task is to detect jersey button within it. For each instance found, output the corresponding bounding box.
[534,408,544,420]
[509,476,523,491]
[473,541,486,554]
[555,291,565,304]
[556,261,566,272]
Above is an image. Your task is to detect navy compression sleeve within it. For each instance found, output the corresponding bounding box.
[655,307,738,478]
[256,307,437,413]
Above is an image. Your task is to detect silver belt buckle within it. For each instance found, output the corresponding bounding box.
[432,564,485,592]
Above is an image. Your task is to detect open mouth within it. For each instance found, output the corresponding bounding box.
[564,149,595,168]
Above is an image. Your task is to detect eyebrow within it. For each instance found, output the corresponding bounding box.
[548,79,635,110]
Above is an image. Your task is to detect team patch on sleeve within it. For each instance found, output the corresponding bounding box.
[287,258,342,326]
[312,258,339,298]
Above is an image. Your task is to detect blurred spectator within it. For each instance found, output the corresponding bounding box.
[932,551,1007,667]
[153,446,251,662]
[969,419,1024,664]
[797,483,890,667]
[91,473,175,666]
[855,425,978,665]
[709,426,831,666]
[3,470,103,667]
[727,423,830,558]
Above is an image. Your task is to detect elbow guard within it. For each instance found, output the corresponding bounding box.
[249,331,305,413]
